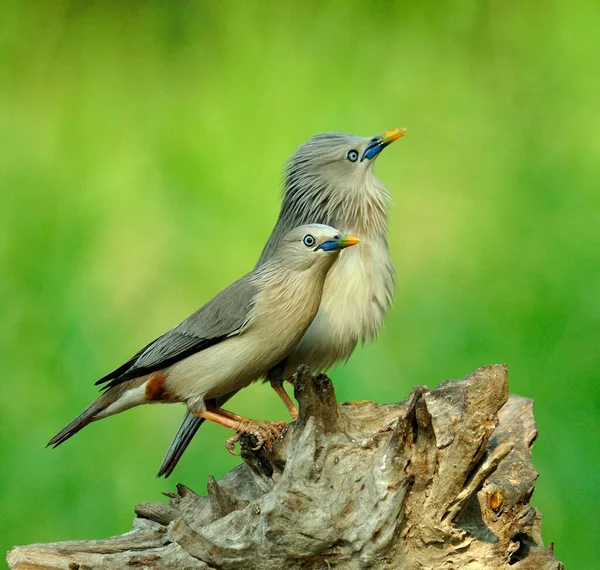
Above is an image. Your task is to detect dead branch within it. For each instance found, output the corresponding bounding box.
[7,365,563,570]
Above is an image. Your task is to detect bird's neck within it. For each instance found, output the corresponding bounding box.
[256,260,331,326]
[285,176,390,239]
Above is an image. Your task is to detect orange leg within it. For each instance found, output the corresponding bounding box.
[210,407,249,422]
[270,380,299,421]
[193,404,286,455]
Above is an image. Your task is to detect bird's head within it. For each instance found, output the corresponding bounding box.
[283,129,406,214]
[274,224,361,271]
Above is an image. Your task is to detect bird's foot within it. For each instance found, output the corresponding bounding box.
[225,420,287,456]
[193,406,288,455]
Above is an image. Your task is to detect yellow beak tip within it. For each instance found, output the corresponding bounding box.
[344,236,361,247]
[383,128,407,143]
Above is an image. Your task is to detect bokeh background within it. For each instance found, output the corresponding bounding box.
[1,1,598,567]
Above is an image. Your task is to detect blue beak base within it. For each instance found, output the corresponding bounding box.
[360,128,407,162]
[361,137,385,161]
[315,234,361,251]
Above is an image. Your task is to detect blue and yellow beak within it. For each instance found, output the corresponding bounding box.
[316,233,361,252]
[361,127,407,162]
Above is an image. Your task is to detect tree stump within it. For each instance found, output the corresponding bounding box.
[7,365,563,569]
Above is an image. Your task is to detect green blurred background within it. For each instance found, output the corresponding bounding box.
[1,1,598,567]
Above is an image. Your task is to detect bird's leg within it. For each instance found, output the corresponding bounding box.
[208,407,249,422]
[193,404,286,455]
[266,360,299,420]
[269,379,299,421]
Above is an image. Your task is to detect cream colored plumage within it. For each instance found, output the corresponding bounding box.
[159,129,405,476]
[48,224,360,449]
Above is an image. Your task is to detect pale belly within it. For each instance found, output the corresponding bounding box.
[165,334,278,409]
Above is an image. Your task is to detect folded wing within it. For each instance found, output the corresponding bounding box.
[96,274,260,390]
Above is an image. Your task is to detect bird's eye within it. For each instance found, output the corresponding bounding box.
[347,150,359,162]
[303,234,316,247]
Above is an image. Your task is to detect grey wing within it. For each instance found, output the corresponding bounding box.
[96,273,260,390]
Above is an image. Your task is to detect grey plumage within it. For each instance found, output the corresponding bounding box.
[159,128,405,477]
[48,224,360,450]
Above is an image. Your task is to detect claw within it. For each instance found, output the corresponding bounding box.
[225,433,241,456]
[224,420,286,454]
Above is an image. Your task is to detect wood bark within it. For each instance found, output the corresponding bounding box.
[7,365,563,570]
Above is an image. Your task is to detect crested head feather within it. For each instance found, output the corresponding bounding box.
[281,132,391,234]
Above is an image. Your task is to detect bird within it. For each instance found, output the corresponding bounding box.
[158,128,405,476]
[48,224,361,452]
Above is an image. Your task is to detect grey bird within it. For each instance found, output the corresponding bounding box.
[159,128,405,476]
[48,224,361,451]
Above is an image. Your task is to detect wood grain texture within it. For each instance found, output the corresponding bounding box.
[7,365,563,570]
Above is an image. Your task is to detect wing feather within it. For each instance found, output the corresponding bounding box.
[96,273,260,390]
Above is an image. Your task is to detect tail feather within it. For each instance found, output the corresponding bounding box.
[47,402,102,448]
[157,390,238,477]
[48,380,146,448]
[157,412,203,477]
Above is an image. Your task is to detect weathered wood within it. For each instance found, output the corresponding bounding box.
[7,365,563,570]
